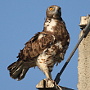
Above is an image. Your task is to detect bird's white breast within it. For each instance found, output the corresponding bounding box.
[44,19,57,32]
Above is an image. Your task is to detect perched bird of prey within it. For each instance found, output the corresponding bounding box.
[7,5,70,81]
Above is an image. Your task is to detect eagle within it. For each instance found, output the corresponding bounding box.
[7,5,70,81]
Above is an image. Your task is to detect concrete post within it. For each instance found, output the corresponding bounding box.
[78,15,90,90]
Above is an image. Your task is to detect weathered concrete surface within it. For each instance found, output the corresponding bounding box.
[78,31,90,90]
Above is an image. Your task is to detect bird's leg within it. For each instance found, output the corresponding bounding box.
[44,70,56,87]
[44,70,52,80]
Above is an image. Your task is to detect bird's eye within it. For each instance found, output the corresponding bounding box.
[49,7,54,11]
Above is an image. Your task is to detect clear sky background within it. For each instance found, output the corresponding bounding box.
[0,0,90,90]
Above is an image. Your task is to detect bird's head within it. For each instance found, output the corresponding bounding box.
[46,5,61,19]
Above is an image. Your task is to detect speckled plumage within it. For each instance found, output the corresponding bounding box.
[7,5,70,81]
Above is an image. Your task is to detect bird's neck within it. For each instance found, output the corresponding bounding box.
[43,17,62,33]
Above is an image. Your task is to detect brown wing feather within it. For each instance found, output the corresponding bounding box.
[17,32,56,61]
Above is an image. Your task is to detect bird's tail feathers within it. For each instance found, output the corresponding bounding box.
[7,60,29,81]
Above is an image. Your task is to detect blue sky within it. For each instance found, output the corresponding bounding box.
[0,0,90,90]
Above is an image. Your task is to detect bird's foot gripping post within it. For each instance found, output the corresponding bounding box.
[36,79,74,90]
[36,79,60,90]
